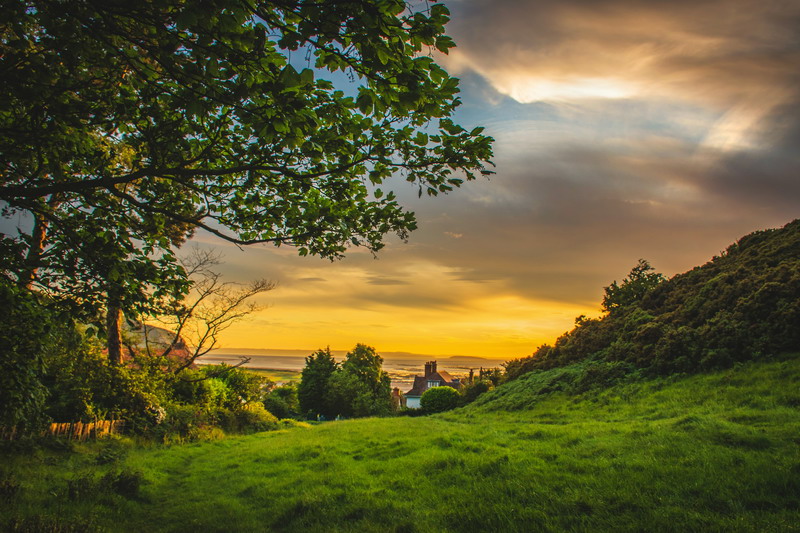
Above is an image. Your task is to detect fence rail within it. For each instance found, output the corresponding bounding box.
[1,420,124,441]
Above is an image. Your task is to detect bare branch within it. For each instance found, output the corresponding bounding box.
[137,248,275,374]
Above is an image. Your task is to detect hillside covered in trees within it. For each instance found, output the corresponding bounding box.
[505,219,800,380]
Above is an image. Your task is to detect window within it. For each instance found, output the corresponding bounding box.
[427,380,440,388]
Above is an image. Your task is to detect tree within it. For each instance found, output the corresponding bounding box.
[341,344,391,399]
[298,347,338,419]
[327,344,391,417]
[326,370,373,418]
[602,259,666,314]
[0,0,495,351]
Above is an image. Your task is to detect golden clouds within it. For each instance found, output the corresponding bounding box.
[218,256,596,357]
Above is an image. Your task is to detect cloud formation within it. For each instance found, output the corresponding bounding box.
[199,1,799,358]
[447,0,800,106]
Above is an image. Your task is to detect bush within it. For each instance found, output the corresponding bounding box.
[263,383,300,419]
[460,380,493,405]
[420,386,460,413]
[172,365,268,411]
[156,404,201,441]
[231,403,279,433]
[0,281,63,433]
[101,468,144,499]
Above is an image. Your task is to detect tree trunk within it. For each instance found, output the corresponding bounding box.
[106,302,123,365]
[19,212,49,289]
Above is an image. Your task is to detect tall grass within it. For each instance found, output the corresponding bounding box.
[2,355,799,532]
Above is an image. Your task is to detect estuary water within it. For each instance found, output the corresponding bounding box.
[198,349,508,390]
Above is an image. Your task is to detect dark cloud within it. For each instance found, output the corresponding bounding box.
[369,0,800,307]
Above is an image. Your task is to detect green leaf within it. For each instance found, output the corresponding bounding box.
[279,64,301,87]
[357,93,373,115]
[300,68,314,85]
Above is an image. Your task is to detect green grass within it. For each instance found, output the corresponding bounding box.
[3,356,799,532]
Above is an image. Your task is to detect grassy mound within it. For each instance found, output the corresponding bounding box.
[2,354,799,532]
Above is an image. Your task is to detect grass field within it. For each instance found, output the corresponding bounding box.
[2,355,799,532]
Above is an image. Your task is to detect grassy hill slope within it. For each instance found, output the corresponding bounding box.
[4,355,799,532]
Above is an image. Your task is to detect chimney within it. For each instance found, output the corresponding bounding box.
[424,361,432,376]
[430,360,437,375]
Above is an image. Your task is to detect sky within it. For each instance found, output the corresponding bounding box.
[194,0,800,359]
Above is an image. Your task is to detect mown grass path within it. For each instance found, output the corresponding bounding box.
[3,357,799,532]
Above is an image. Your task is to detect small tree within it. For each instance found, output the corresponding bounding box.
[602,259,666,314]
[326,370,373,418]
[298,347,339,420]
[421,386,460,413]
[337,344,392,417]
[342,344,392,398]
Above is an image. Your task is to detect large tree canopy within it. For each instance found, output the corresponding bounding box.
[0,0,494,317]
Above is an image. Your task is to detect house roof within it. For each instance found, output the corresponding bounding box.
[405,371,459,397]
[436,370,454,383]
[406,376,427,397]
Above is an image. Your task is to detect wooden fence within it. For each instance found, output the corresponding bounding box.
[1,420,124,441]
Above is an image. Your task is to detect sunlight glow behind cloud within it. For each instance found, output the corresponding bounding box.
[499,76,636,104]
[189,0,799,360]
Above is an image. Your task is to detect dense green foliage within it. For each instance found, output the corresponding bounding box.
[3,355,798,531]
[420,385,460,413]
[0,280,63,432]
[601,258,666,314]
[506,220,800,380]
[299,344,392,419]
[0,281,280,438]
[0,0,493,324]
[332,344,393,417]
[0,278,172,432]
[263,382,300,420]
[458,378,494,405]
[298,347,339,419]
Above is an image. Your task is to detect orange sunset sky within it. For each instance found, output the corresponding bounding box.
[192,0,800,359]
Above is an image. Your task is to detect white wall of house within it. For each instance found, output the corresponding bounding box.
[406,396,421,409]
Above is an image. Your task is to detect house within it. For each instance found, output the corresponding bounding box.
[405,360,461,409]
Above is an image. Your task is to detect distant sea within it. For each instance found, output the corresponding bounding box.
[198,348,509,390]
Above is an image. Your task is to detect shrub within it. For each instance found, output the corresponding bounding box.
[0,470,21,502]
[101,469,144,499]
[214,366,267,406]
[279,419,312,430]
[233,403,279,433]
[420,386,460,413]
[263,383,300,419]
[0,280,63,433]
[460,380,493,405]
